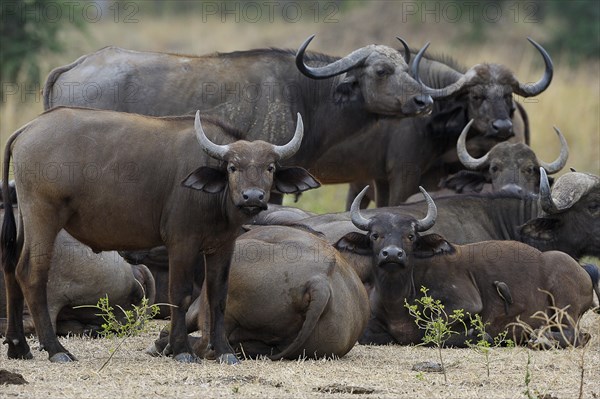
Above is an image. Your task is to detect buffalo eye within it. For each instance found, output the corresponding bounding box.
[228,164,237,173]
[376,69,387,77]
[589,202,599,215]
[490,165,500,173]
[407,234,415,241]
[524,166,534,175]
[370,233,380,241]
[267,164,275,173]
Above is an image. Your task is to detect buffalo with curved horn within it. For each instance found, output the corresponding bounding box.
[334,186,597,348]
[452,119,569,195]
[1,108,320,364]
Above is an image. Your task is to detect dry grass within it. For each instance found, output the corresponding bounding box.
[1,311,599,398]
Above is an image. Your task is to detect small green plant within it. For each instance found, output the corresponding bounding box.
[523,350,535,399]
[404,286,467,384]
[76,293,160,372]
[465,313,515,378]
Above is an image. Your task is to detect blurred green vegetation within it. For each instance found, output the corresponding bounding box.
[1,1,598,85]
[0,0,87,83]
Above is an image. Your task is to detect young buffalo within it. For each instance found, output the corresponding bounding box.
[336,186,598,347]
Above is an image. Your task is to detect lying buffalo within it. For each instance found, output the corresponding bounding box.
[1,107,318,364]
[335,38,553,208]
[404,119,569,201]
[255,171,600,263]
[520,169,600,257]
[0,231,156,337]
[337,187,597,347]
[139,225,369,360]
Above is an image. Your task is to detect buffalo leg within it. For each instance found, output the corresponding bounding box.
[3,266,32,359]
[358,318,396,345]
[204,244,238,364]
[17,226,75,362]
[374,179,390,207]
[166,245,202,362]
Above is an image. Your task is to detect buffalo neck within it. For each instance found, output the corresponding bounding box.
[486,194,540,241]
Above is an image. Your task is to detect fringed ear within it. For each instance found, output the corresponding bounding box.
[440,170,489,193]
[181,167,227,193]
[273,167,320,194]
[413,234,454,258]
[334,232,372,256]
[333,74,361,104]
[426,103,466,138]
[519,218,561,241]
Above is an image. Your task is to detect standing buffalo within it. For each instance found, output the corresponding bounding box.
[1,107,318,364]
[42,36,453,192]
[145,225,369,360]
[1,186,156,336]
[337,187,597,347]
[331,38,553,208]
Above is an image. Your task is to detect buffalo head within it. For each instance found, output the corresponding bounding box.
[336,186,451,275]
[413,38,553,139]
[296,35,434,117]
[520,169,600,258]
[182,112,320,216]
[456,120,568,194]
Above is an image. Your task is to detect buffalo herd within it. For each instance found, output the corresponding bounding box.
[1,35,598,365]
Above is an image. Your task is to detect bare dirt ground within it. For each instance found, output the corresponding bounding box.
[2,312,599,399]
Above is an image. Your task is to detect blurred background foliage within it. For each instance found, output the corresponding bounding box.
[2,0,598,84]
[0,0,598,213]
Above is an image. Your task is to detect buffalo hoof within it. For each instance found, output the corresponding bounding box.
[173,352,199,363]
[7,349,33,360]
[145,343,161,357]
[217,353,240,365]
[49,352,77,363]
[5,340,33,360]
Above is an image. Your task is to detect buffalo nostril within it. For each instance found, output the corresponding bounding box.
[382,250,388,257]
[413,95,432,108]
[491,119,513,134]
[258,194,264,200]
[243,194,249,200]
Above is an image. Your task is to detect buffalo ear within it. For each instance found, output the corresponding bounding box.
[519,218,561,241]
[274,167,320,194]
[413,234,454,258]
[440,170,489,193]
[333,75,361,104]
[181,167,227,193]
[427,104,465,137]
[334,232,372,256]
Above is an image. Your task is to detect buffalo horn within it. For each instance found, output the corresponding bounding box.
[457,119,489,170]
[296,34,371,80]
[273,113,304,160]
[350,186,371,231]
[538,127,569,174]
[195,111,229,160]
[539,168,560,214]
[415,186,437,232]
[412,42,473,99]
[396,37,410,65]
[514,38,553,97]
